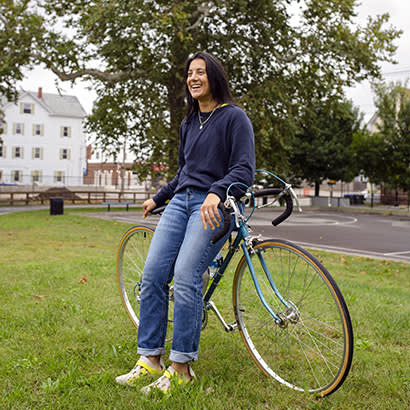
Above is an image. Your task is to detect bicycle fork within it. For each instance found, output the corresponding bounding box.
[241,241,300,328]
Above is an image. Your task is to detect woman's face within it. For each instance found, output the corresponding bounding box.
[187,58,213,103]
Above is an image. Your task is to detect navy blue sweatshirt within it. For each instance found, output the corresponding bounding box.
[153,104,255,206]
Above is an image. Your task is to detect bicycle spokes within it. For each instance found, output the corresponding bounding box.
[233,240,353,396]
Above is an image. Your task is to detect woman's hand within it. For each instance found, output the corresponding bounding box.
[142,198,157,218]
[200,193,221,230]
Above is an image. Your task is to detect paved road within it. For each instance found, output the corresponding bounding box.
[79,207,410,263]
[249,208,410,263]
[1,205,409,263]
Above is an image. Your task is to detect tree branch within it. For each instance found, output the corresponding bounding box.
[187,3,211,32]
[49,65,128,83]
[33,54,143,84]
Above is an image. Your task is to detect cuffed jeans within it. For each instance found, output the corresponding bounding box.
[137,188,233,363]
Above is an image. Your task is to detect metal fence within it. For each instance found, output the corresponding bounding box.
[0,189,154,206]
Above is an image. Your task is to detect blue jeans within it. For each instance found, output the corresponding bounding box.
[137,188,233,363]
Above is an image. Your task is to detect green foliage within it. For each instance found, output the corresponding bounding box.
[0,0,44,126]
[371,81,410,193]
[0,1,44,102]
[291,97,363,195]
[352,130,389,185]
[0,1,402,179]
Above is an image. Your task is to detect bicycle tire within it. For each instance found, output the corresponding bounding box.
[116,225,174,340]
[232,239,353,396]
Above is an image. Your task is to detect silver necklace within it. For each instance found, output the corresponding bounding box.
[198,105,219,129]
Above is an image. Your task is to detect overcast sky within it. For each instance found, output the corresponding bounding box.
[19,1,410,121]
[345,0,410,121]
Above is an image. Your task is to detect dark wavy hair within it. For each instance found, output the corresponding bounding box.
[184,51,235,121]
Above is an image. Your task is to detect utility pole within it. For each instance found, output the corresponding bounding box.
[120,139,126,193]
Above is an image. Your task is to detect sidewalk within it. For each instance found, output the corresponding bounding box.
[1,202,409,218]
[308,203,410,219]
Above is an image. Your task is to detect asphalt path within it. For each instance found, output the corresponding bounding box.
[1,205,409,263]
[248,208,410,263]
[78,206,410,263]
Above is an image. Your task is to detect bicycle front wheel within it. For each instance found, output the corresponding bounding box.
[233,239,353,396]
[116,225,154,329]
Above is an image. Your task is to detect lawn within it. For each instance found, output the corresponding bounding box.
[0,209,408,409]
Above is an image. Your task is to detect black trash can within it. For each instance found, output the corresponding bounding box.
[50,197,64,215]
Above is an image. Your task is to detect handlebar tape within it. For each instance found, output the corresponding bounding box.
[210,202,232,244]
[253,188,293,226]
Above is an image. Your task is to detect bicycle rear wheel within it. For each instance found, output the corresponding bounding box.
[116,225,174,339]
[233,239,353,396]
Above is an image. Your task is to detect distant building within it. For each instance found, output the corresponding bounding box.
[0,88,87,186]
[84,144,147,190]
[366,112,382,134]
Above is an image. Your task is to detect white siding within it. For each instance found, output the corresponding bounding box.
[0,91,87,186]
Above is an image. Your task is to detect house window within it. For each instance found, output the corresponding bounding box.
[20,103,34,114]
[0,145,5,158]
[12,170,22,183]
[32,147,43,159]
[0,170,3,182]
[60,126,71,138]
[13,123,24,135]
[13,146,24,159]
[54,171,65,183]
[31,170,42,183]
[60,148,71,160]
[33,124,44,136]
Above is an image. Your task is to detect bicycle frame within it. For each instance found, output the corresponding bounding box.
[203,207,290,330]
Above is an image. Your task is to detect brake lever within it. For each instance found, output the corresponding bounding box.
[224,196,242,228]
[289,186,302,213]
[256,184,289,209]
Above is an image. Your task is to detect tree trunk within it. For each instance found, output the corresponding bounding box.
[370,183,374,208]
[166,54,186,179]
[315,180,320,197]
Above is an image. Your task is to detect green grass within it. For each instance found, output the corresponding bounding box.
[0,210,409,409]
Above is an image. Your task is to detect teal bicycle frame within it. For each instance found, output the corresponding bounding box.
[203,205,290,327]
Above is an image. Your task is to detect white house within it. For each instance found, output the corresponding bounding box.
[0,88,87,186]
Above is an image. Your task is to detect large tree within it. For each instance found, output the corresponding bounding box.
[0,0,43,138]
[371,81,410,198]
[1,0,401,179]
[291,98,364,196]
[0,1,43,103]
[352,131,389,207]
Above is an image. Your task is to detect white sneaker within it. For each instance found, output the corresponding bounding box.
[141,365,196,395]
[115,356,165,385]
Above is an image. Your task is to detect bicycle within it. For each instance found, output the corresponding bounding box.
[116,170,353,397]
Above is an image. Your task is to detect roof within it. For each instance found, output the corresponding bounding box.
[1,89,87,118]
[26,91,87,118]
[366,112,378,130]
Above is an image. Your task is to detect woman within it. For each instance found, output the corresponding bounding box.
[116,51,255,394]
